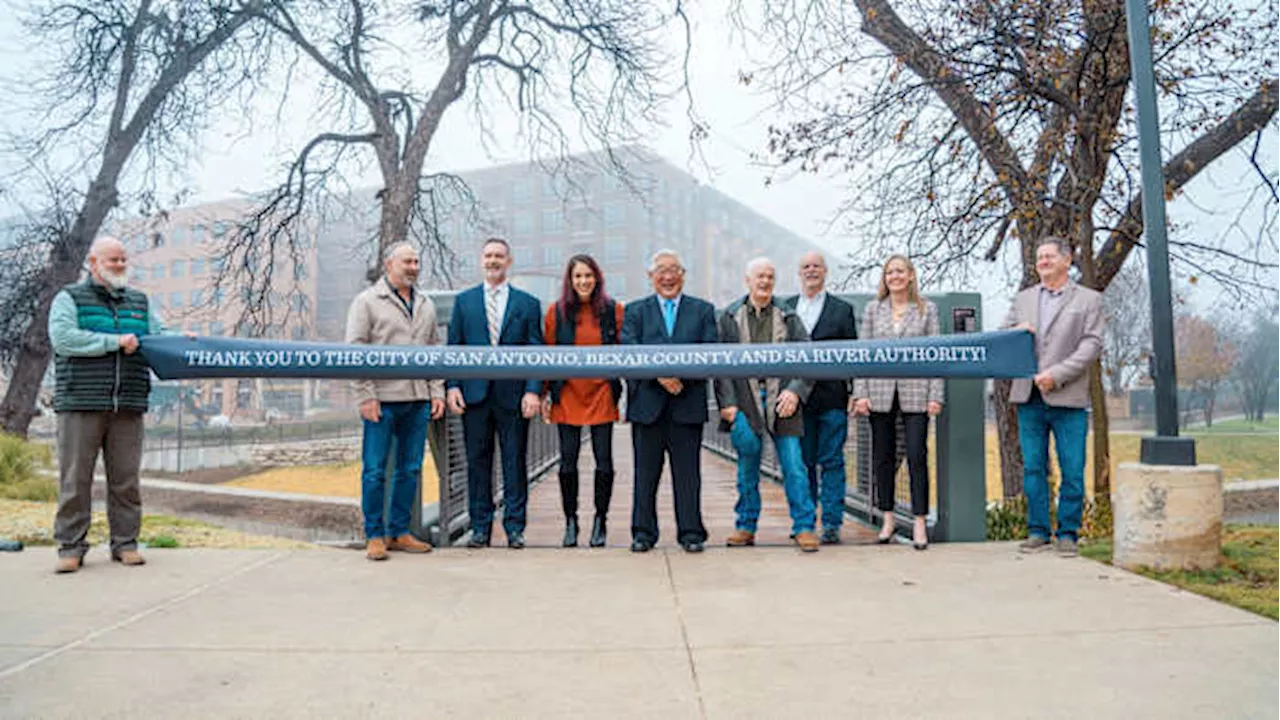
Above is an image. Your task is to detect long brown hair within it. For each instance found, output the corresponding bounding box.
[876,254,925,313]
[558,254,610,318]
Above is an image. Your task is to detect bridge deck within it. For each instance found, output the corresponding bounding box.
[520,425,878,548]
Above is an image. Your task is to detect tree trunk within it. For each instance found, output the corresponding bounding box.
[1088,359,1111,498]
[993,379,1023,499]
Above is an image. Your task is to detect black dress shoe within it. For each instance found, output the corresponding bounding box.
[466,533,491,548]
[680,540,705,553]
[589,516,607,548]
[508,532,526,549]
[630,538,653,553]
[562,516,579,548]
[820,528,842,545]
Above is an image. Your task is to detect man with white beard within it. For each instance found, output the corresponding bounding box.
[47,236,171,574]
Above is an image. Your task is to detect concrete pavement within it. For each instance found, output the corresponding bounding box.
[1,544,1275,719]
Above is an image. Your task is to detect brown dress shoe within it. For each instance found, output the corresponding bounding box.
[794,532,820,553]
[113,550,146,566]
[725,529,756,547]
[366,537,389,561]
[388,534,432,553]
[54,556,82,574]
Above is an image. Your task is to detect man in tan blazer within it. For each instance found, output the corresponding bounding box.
[1003,236,1104,557]
[345,243,446,561]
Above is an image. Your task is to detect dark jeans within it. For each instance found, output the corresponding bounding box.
[1017,391,1088,541]
[631,406,707,545]
[869,394,930,517]
[801,407,848,530]
[360,400,431,539]
[557,423,615,518]
[463,398,530,537]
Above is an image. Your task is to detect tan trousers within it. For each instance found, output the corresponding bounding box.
[54,411,144,558]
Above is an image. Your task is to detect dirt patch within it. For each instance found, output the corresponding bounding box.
[145,465,269,485]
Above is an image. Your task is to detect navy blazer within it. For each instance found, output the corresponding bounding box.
[446,284,544,410]
[621,293,718,425]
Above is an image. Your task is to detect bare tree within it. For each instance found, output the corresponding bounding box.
[1231,310,1279,422]
[0,1,277,437]
[218,0,686,330]
[1100,263,1152,396]
[740,0,1278,496]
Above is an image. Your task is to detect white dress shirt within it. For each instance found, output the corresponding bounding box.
[795,290,826,335]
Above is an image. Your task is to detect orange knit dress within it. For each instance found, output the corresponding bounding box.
[544,302,625,426]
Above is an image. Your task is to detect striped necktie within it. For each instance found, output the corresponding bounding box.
[486,287,501,345]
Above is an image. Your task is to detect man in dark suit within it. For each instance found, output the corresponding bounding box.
[447,238,544,549]
[623,249,718,553]
[785,251,857,545]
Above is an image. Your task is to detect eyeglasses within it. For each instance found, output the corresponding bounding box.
[651,266,684,277]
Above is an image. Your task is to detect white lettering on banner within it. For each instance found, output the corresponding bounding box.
[175,340,999,374]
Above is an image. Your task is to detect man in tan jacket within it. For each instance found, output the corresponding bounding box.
[345,243,445,561]
[1004,236,1105,557]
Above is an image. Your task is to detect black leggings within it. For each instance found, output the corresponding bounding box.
[869,394,930,517]
[556,423,615,517]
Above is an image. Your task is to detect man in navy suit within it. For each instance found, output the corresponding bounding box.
[622,249,718,553]
[785,251,858,545]
[446,238,543,549]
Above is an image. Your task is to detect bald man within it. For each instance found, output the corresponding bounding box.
[48,236,169,574]
[345,243,445,561]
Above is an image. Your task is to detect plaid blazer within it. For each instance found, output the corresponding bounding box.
[852,298,944,413]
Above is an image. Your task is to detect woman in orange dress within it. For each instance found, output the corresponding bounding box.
[542,254,625,547]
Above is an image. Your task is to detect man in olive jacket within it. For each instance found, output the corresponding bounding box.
[715,257,820,552]
[48,236,168,574]
[345,243,445,561]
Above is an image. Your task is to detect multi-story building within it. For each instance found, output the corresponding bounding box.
[99,146,824,421]
[108,201,321,421]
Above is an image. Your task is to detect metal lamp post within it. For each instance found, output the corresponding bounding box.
[1124,0,1197,465]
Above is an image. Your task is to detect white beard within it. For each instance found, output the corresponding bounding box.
[100,268,129,290]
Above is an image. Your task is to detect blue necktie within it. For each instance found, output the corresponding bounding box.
[663,299,676,336]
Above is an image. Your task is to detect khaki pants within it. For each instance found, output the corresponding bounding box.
[54,411,144,558]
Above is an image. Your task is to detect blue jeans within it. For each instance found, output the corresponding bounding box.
[730,413,816,535]
[360,400,431,540]
[801,407,848,530]
[1017,393,1087,541]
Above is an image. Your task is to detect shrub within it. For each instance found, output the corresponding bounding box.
[0,434,56,502]
[145,534,180,549]
[986,492,1113,541]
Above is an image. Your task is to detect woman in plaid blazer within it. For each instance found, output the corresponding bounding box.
[852,255,943,549]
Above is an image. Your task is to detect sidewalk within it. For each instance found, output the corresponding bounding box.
[1,544,1274,719]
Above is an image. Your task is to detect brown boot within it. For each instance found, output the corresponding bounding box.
[366,537,389,561]
[388,534,432,553]
[794,532,820,553]
[54,556,82,574]
[112,550,146,566]
[725,529,756,547]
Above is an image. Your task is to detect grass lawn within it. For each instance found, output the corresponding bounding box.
[982,429,1279,500]
[226,457,441,503]
[1080,525,1278,621]
[0,499,311,549]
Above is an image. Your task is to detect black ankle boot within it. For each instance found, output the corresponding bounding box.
[563,516,579,547]
[589,515,607,547]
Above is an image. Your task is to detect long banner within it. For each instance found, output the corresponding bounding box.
[140,330,1035,381]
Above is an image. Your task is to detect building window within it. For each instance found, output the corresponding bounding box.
[512,180,532,203]
[290,294,308,312]
[612,276,627,297]
[210,321,224,336]
[513,211,534,237]
[152,264,165,280]
[133,266,147,283]
[171,226,186,246]
[169,292,183,309]
[211,257,226,274]
[541,175,558,197]
[604,202,626,228]
[190,290,203,307]
[293,263,308,281]
[541,209,563,233]
[190,258,205,276]
[191,224,207,241]
[151,232,165,249]
[606,239,627,263]
[213,288,225,306]
[151,294,164,310]
[543,245,562,268]
[213,222,229,238]
[513,245,534,266]
[291,326,308,341]
[170,260,185,278]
